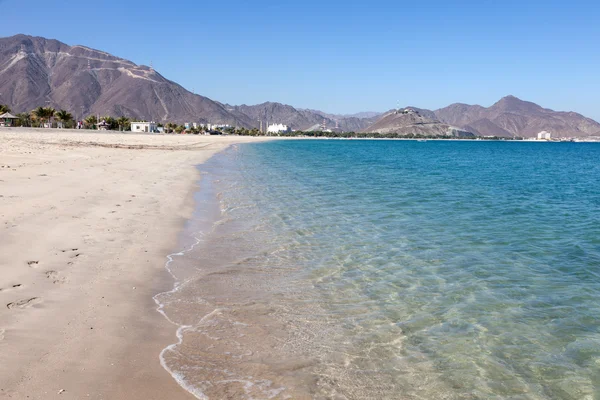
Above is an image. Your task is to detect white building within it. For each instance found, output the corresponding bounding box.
[537,131,552,140]
[267,123,291,134]
[131,121,158,133]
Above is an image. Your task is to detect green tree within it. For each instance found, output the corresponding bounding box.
[165,122,178,133]
[32,107,47,127]
[31,107,55,127]
[0,104,11,114]
[46,108,56,126]
[116,116,130,131]
[84,115,98,129]
[16,112,31,127]
[174,125,185,134]
[55,110,73,128]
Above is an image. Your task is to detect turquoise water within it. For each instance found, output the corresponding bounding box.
[159,140,600,399]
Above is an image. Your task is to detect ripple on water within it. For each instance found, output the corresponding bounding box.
[158,141,600,399]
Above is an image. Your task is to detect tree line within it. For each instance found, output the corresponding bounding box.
[1,104,522,140]
[0,105,132,131]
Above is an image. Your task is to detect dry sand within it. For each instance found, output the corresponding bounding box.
[0,128,274,399]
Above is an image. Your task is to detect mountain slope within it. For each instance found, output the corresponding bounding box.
[227,102,378,131]
[434,96,600,138]
[2,35,598,136]
[363,109,475,137]
[0,34,254,126]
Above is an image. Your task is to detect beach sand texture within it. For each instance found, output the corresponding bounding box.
[0,129,271,399]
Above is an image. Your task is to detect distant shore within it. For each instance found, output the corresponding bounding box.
[0,129,274,399]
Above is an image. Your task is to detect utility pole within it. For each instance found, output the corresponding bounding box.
[45,100,51,128]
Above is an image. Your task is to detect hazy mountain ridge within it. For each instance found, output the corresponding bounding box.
[227,103,379,131]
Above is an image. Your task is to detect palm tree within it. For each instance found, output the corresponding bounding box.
[116,116,130,131]
[0,104,11,114]
[55,110,73,129]
[46,107,55,127]
[84,115,98,129]
[32,107,47,127]
[32,107,56,127]
[16,112,31,127]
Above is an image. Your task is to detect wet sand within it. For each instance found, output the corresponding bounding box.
[0,128,274,399]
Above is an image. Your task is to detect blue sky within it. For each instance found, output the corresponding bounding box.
[1,0,599,119]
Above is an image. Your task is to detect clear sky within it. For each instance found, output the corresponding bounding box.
[1,0,598,120]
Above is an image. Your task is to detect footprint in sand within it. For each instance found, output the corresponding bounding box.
[6,297,41,309]
[60,249,82,258]
[27,261,39,268]
[1,284,23,291]
[45,271,67,284]
[0,328,5,340]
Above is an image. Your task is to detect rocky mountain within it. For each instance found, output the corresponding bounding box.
[1,35,598,137]
[363,109,475,137]
[433,96,600,138]
[0,34,254,126]
[0,34,380,130]
[227,102,379,131]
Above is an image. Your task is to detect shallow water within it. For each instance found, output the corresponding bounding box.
[156,140,600,399]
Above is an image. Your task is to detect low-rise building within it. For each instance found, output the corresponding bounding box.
[0,112,18,127]
[98,120,110,131]
[131,121,158,133]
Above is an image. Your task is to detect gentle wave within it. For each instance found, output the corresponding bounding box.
[158,141,600,399]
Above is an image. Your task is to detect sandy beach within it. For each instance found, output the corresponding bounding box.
[0,129,273,399]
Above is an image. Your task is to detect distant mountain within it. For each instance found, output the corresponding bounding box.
[433,96,600,138]
[300,109,383,120]
[0,34,254,126]
[227,102,328,131]
[228,103,380,131]
[363,109,475,137]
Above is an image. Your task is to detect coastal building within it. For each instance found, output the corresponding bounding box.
[0,112,18,127]
[537,131,552,140]
[131,121,157,133]
[98,120,110,131]
[184,122,201,129]
[267,123,291,134]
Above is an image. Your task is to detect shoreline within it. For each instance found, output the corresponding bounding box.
[0,129,274,399]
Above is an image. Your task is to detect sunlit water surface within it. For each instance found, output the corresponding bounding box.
[156,140,600,400]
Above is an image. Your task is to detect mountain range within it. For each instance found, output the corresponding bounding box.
[1,34,599,137]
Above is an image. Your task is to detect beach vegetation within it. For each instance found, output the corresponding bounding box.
[16,112,32,127]
[101,116,118,130]
[116,116,131,131]
[32,106,56,127]
[84,115,98,129]
[0,104,11,114]
[55,110,74,128]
